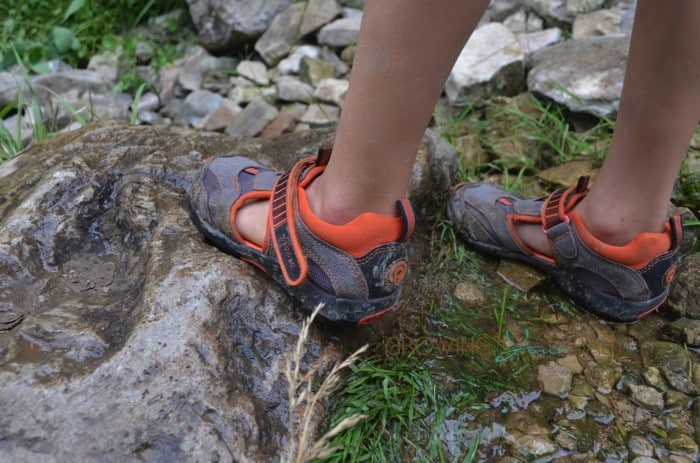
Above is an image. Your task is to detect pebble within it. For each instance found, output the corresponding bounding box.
[556,355,583,374]
[313,78,349,107]
[452,281,486,306]
[513,435,557,459]
[628,384,664,412]
[298,103,339,127]
[643,367,666,391]
[275,76,314,103]
[585,364,622,394]
[317,16,362,47]
[627,434,654,457]
[299,57,336,86]
[537,362,572,396]
[225,96,278,138]
[236,60,270,86]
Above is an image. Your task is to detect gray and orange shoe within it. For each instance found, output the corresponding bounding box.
[189,148,415,326]
[448,177,682,323]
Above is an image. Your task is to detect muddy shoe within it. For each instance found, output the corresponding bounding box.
[189,148,415,326]
[447,177,682,323]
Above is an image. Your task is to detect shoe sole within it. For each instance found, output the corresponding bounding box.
[457,232,669,324]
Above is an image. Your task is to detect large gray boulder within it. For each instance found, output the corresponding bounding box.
[186,0,292,51]
[0,122,456,461]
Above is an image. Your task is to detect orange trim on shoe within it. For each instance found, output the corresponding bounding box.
[297,186,404,259]
[506,213,556,264]
[568,212,672,270]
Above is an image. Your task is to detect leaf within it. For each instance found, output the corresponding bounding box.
[51,27,74,54]
[63,0,85,22]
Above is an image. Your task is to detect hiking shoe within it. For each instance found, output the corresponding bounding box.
[189,148,415,326]
[447,177,682,323]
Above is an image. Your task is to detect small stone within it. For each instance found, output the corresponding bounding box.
[340,45,356,64]
[555,429,578,451]
[496,260,547,292]
[197,99,242,132]
[503,9,527,34]
[640,341,689,374]
[586,400,613,424]
[236,60,270,86]
[661,369,698,396]
[664,390,691,411]
[568,395,588,410]
[452,281,486,306]
[87,52,119,83]
[453,134,489,170]
[317,16,362,47]
[587,341,612,364]
[228,86,264,105]
[585,364,622,394]
[514,435,557,459]
[627,434,654,457]
[446,22,524,105]
[181,90,223,126]
[667,253,700,319]
[668,435,698,457]
[299,57,336,86]
[572,7,626,39]
[556,355,583,374]
[136,92,160,114]
[298,103,340,127]
[277,45,322,75]
[225,96,278,138]
[261,103,307,138]
[628,384,664,412]
[537,362,572,396]
[313,78,349,107]
[630,457,659,463]
[643,367,667,391]
[666,456,695,463]
[276,76,314,103]
[537,158,596,188]
[660,318,700,347]
[518,28,563,56]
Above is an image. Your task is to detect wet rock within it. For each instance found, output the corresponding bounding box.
[537,362,573,396]
[445,23,525,105]
[628,385,664,412]
[527,37,629,117]
[630,458,660,463]
[298,103,340,127]
[667,435,698,458]
[586,400,613,424]
[643,367,667,392]
[513,434,558,459]
[255,0,342,66]
[225,96,278,138]
[186,0,291,51]
[236,60,270,86]
[313,78,349,107]
[666,253,700,319]
[317,16,362,47]
[536,158,597,188]
[0,122,356,461]
[661,318,700,347]
[276,76,315,103]
[628,434,654,458]
[640,341,690,374]
[661,369,698,396]
[453,281,487,307]
[664,390,691,411]
[497,260,547,292]
[585,363,622,394]
[299,57,336,86]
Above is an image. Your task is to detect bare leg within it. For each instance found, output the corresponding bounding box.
[519,0,700,252]
[237,0,490,244]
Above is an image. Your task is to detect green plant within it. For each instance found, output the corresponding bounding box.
[0,0,186,72]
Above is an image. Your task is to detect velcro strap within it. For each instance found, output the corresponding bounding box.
[541,187,567,230]
[269,157,316,286]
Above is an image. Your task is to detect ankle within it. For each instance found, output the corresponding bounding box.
[572,198,664,246]
[304,175,399,225]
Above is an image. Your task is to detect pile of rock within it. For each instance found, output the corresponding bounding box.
[1,0,639,150]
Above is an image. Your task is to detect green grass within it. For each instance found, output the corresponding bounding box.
[0,0,186,72]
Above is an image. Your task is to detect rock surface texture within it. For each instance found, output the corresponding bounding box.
[0,122,455,462]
